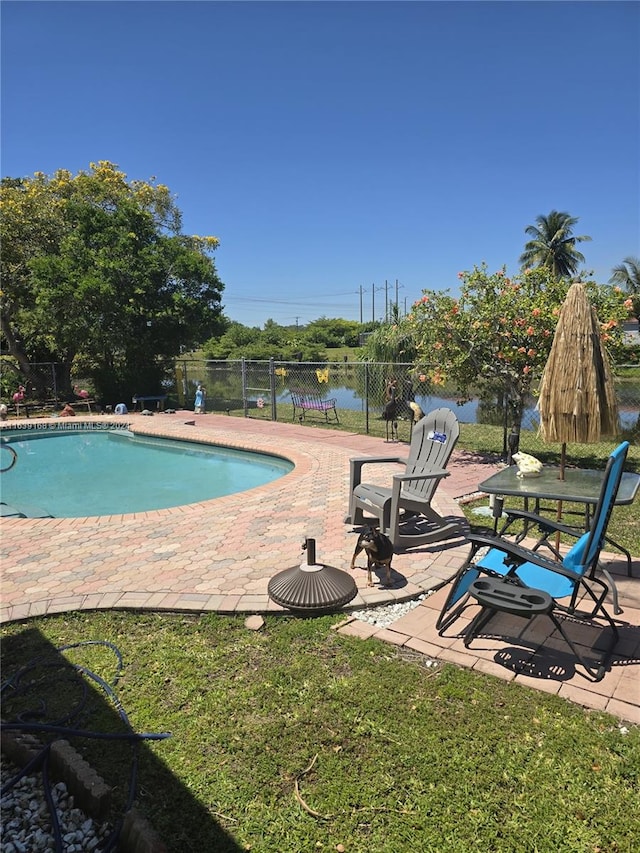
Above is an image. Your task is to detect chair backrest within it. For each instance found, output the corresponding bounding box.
[403,408,460,501]
[563,441,630,576]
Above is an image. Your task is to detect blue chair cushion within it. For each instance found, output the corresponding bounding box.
[476,548,576,600]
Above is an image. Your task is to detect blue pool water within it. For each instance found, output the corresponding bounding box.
[0,428,293,518]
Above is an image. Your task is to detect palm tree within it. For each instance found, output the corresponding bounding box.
[519,210,591,278]
[609,256,640,290]
[610,256,640,318]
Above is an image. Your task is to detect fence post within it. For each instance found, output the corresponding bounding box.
[269,358,277,421]
[507,425,520,464]
[501,382,509,459]
[180,360,189,408]
[241,358,248,417]
[365,362,370,434]
[50,363,58,403]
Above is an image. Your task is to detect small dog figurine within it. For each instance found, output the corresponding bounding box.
[350,527,394,586]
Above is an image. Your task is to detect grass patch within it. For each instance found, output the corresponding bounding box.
[2,612,639,852]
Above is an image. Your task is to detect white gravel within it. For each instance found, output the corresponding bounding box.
[350,592,431,629]
[0,763,113,853]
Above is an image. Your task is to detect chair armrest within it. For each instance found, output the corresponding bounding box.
[349,455,405,466]
[348,455,405,492]
[389,469,451,514]
[466,531,583,583]
[500,510,586,558]
[392,468,449,484]
[501,509,583,539]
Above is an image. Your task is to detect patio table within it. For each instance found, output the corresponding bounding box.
[479,465,640,513]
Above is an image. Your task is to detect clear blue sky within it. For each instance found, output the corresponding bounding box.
[2,0,639,328]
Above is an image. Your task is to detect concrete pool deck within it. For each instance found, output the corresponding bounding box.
[1,412,638,722]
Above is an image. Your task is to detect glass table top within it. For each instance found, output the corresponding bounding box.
[478,466,640,505]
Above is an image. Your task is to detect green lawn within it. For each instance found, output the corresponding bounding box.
[2,613,639,852]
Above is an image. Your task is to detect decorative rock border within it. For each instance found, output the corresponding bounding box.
[1,732,165,853]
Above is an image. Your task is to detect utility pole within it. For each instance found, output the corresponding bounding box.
[371,283,384,322]
[394,279,404,318]
[385,279,389,322]
[359,285,365,324]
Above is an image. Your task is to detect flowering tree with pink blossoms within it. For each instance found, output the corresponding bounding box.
[366,264,631,443]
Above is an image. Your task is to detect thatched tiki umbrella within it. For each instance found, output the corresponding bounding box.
[538,282,619,548]
[538,282,619,473]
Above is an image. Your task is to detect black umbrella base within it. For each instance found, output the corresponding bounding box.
[268,561,358,614]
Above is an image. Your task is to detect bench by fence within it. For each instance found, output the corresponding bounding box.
[132,394,167,412]
[0,399,96,419]
[68,399,96,414]
[289,389,339,424]
[1,402,34,419]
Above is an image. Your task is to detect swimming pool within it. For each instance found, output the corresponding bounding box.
[0,427,293,518]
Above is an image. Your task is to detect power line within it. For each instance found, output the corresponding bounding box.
[222,281,418,325]
[227,296,357,307]
[226,289,360,305]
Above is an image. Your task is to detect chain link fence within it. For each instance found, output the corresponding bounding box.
[0,361,61,400]
[174,358,640,450]
[3,357,638,452]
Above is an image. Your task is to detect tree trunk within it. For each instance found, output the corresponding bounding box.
[56,360,75,401]
[0,311,49,397]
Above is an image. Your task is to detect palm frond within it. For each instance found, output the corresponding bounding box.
[609,256,640,292]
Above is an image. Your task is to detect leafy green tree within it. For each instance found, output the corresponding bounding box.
[205,322,259,357]
[358,321,418,364]
[609,256,640,317]
[202,320,325,361]
[303,317,363,348]
[519,210,591,278]
[0,162,225,401]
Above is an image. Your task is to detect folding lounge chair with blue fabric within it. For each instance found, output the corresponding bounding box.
[345,408,461,550]
[436,441,630,682]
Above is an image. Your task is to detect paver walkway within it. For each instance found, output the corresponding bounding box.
[1,413,638,722]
